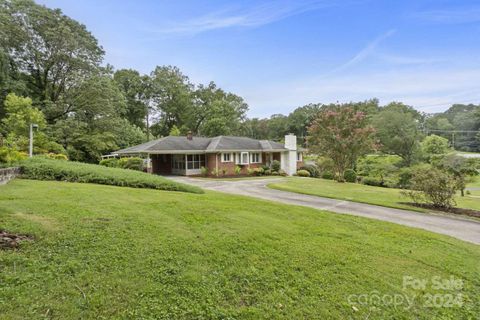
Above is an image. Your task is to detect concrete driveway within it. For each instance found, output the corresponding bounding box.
[168,177,480,245]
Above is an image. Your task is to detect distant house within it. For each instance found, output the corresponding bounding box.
[115,133,304,176]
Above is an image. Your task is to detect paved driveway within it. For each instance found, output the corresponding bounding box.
[168,177,480,245]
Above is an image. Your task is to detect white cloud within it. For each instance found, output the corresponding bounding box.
[331,29,396,72]
[152,0,347,35]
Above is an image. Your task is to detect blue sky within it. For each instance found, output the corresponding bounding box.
[37,0,480,117]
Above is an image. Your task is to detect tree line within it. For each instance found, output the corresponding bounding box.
[0,0,479,165]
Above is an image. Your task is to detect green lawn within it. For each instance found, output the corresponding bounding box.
[269,177,480,212]
[0,180,478,318]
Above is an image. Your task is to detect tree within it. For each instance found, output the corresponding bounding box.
[0,0,104,120]
[1,93,45,136]
[372,103,423,166]
[169,125,181,136]
[307,106,376,182]
[437,154,478,197]
[420,134,450,162]
[150,66,194,136]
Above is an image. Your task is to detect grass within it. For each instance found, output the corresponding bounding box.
[19,157,202,194]
[268,177,480,212]
[0,180,479,319]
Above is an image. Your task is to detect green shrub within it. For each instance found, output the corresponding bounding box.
[118,157,144,171]
[362,177,383,187]
[321,171,334,180]
[401,167,457,209]
[316,156,335,173]
[200,166,208,177]
[221,168,228,176]
[299,165,319,178]
[253,167,264,176]
[271,160,281,172]
[234,166,242,175]
[19,157,203,194]
[99,158,118,168]
[344,169,357,183]
[0,147,27,165]
[296,170,310,177]
[278,169,287,176]
[211,168,219,177]
[264,169,272,175]
[47,153,68,160]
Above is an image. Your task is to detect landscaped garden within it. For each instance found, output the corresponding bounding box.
[0,179,479,319]
[268,177,480,213]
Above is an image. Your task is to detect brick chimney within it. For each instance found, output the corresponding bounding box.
[187,131,193,140]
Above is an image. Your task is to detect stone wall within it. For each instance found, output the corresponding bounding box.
[0,167,21,185]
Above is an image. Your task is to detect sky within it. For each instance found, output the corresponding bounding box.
[36,0,480,117]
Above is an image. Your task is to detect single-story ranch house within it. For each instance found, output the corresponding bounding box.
[115,133,304,176]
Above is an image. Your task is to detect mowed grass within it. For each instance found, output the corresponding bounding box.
[269,177,480,212]
[0,180,479,319]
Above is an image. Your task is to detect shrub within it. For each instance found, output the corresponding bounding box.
[253,167,264,176]
[211,168,219,177]
[19,157,203,194]
[118,157,144,171]
[234,166,242,175]
[321,171,334,180]
[0,147,27,165]
[200,166,208,177]
[271,160,281,172]
[299,164,319,178]
[344,169,357,183]
[402,167,457,209]
[99,158,118,168]
[362,177,383,187]
[296,169,310,177]
[278,169,287,176]
[271,171,279,176]
[221,168,228,176]
[47,153,68,160]
[264,169,272,175]
[316,156,335,173]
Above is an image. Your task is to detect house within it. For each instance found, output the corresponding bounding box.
[115,133,304,176]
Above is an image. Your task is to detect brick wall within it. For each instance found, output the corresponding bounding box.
[0,167,20,185]
[206,152,267,176]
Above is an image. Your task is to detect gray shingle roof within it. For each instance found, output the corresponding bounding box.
[115,135,289,154]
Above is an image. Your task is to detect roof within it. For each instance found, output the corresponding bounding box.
[115,135,291,154]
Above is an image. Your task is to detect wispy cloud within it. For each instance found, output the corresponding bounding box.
[153,0,346,35]
[412,7,480,24]
[331,29,396,72]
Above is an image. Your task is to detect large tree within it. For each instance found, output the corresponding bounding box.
[372,102,423,166]
[0,0,104,120]
[308,105,376,182]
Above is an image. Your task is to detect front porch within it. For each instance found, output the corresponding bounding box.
[150,153,206,176]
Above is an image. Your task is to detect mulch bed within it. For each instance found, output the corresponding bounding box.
[0,230,34,250]
[402,203,480,218]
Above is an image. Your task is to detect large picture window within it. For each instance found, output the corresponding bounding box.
[186,154,205,169]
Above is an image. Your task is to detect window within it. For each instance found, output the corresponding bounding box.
[222,153,232,162]
[250,152,261,163]
[297,152,302,161]
[185,154,205,170]
[234,152,249,165]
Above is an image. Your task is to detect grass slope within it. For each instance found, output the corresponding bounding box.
[19,157,202,194]
[269,177,480,212]
[0,180,479,319]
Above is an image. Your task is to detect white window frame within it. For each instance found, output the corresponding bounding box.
[221,152,232,163]
[236,152,249,165]
[250,152,261,164]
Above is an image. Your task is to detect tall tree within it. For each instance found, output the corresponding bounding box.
[372,103,423,165]
[0,0,104,121]
[308,106,376,182]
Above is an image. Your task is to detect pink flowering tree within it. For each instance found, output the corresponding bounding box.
[307,106,377,182]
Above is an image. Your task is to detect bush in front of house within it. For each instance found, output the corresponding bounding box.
[19,157,203,194]
[321,171,334,180]
[271,160,281,172]
[99,158,119,168]
[362,176,383,187]
[401,166,457,209]
[296,169,310,177]
[299,164,319,178]
[234,166,242,175]
[118,157,144,171]
[200,166,208,177]
[278,169,287,176]
[344,169,357,183]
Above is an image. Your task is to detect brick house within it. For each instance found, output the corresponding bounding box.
[115,133,304,176]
